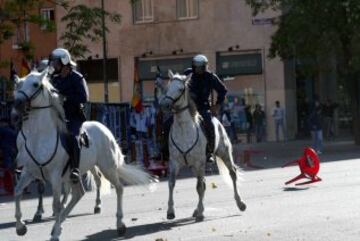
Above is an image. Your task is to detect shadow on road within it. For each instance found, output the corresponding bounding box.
[82,214,242,241]
[0,212,94,231]
[283,187,310,192]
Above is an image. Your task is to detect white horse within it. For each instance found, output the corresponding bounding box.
[159,71,246,221]
[13,70,157,241]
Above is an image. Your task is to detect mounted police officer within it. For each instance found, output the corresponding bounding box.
[48,48,89,183]
[188,54,227,163]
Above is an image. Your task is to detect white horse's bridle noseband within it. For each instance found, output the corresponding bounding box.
[164,78,189,114]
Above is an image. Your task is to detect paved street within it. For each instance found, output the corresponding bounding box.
[1,140,360,241]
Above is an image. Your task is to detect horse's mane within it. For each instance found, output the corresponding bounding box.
[40,73,67,132]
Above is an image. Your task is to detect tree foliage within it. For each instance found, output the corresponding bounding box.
[60,4,121,59]
[246,0,360,143]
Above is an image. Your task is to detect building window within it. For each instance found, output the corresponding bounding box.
[177,0,199,20]
[133,0,154,24]
[40,8,55,30]
[12,24,29,49]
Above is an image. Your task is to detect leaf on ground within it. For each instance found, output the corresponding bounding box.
[211,182,218,189]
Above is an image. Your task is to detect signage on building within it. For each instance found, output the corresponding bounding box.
[252,18,274,25]
[216,52,262,77]
[78,58,118,83]
[138,57,193,80]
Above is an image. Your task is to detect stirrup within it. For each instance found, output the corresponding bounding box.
[207,153,215,163]
[70,168,80,183]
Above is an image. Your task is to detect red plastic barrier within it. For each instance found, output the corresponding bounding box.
[282,147,322,185]
[0,168,14,196]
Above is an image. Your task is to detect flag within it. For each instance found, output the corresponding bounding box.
[19,59,30,77]
[9,61,17,82]
[131,58,143,112]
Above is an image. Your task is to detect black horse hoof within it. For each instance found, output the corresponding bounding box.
[167,213,175,220]
[117,225,126,236]
[240,202,247,211]
[16,225,27,236]
[32,214,42,223]
[94,207,101,214]
[195,215,204,222]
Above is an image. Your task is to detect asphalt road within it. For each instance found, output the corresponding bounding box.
[1,156,360,241]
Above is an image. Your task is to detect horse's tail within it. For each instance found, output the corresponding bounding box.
[116,149,158,191]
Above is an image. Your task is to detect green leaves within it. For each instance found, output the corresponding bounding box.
[60,4,121,59]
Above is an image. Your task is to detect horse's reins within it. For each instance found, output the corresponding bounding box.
[167,77,200,165]
[164,78,189,114]
[17,85,53,111]
[20,129,60,181]
[17,84,59,181]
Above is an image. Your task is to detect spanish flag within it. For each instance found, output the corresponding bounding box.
[19,59,30,77]
[131,58,143,112]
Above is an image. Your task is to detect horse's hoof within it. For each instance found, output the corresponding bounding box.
[32,214,42,223]
[239,202,247,211]
[167,212,175,220]
[94,207,101,214]
[50,237,59,241]
[16,225,27,236]
[117,225,126,236]
[195,215,204,222]
[192,210,198,218]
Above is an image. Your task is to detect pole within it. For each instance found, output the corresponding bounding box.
[101,0,109,103]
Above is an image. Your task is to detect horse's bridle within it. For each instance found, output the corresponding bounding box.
[164,78,189,114]
[17,84,53,110]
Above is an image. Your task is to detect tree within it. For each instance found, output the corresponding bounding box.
[245,0,360,143]
[60,4,121,59]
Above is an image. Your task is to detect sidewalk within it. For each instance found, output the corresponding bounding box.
[233,137,360,170]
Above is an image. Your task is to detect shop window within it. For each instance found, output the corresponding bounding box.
[133,0,154,24]
[177,0,199,20]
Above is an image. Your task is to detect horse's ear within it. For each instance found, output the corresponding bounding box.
[168,69,174,80]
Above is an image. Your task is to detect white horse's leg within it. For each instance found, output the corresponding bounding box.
[51,179,63,218]
[99,167,126,236]
[50,182,84,241]
[167,161,180,220]
[218,146,246,212]
[60,182,71,210]
[192,175,206,221]
[91,168,102,214]
[15,170,34,236]
[33,180,45,222]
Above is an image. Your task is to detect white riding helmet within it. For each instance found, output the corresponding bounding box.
[50,48,77,67]
[192,54,208,67]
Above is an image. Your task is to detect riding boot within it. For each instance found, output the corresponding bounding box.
[205,122,215,163]
[69,135,81,183]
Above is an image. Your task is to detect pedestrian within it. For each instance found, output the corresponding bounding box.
[253,104,266,142]
[238,98,247,132]
[322,98,337,139]
[245,104,253,143]
[308,99,323,154]
[0,118,17,170]
[222,109,234,142]
[272,100,287,142]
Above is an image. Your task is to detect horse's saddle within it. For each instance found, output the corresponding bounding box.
[60,131,90,155]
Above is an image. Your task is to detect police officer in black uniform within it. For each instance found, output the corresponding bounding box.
[188,54,227,162]
[48,48,89,183]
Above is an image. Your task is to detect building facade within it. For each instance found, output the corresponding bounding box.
[56,0,297,141]
[0,1,57,79]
